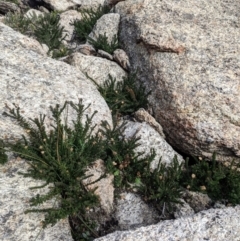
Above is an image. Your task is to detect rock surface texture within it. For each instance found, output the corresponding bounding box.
[0,22,112,141]
[95,205,240,241]
[0,156,73,241]
[1,0,240,240]
[116,0,240,162]
[122,120,184,169]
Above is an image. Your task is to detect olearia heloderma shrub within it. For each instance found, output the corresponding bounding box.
[70,5,110,43]
[4,11,70,58]
[180,153,240,205]
[1,101,105,236]
[87,33,119,54]
[87,73,151,118]
[1,99,240,240]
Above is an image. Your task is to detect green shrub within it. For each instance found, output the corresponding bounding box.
[88,74,150,118]
[0,100,156,240]
[1,101,104,236]
[138,156,184,214]
[4,11,70,58]
[180,153,240,205]
[99,120,155,188]
[87,33,119,54]
[4,12,33,34]
[32,12,67,52]
[70,6,110,43]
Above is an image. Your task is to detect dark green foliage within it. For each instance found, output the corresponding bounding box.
[2,101,104,233]
[32,12,67,53]
[89,74,150,117]
[138,156,184,213]
[87,33,119,54]
[99,120,155,188]
[180,153,240,205]
[4,12,33,34]
[70,6,110,43]
[4,11,70,58]
[0,140,8,164]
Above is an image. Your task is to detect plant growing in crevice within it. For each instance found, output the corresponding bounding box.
[138,156,184,215]
[4,11,70,58]
[88,73,150,118]
[4,12,33,34]
[99,120,156,188]
[1,101,106,239]
[180,153,240,205]
[32,11,67,53]
[87,33,119,54]
[70,6,110,43]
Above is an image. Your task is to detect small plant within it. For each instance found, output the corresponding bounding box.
[4,12,33,34]
[87,33,119,54]
[99,120,155,188]
[70,6,110,43]
[0,140,8,164]
[138,156,184,214]
[1,101,106,239]
[4,11,70,58]
[180,153,240,205]
[88,74,150,118]
[32,12,67,53]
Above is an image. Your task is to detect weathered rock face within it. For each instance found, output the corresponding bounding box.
[116,0,240,162]
[88,13,120,43]
[0,156,73,241]
[66,52,127,86]
[95,205,240,241]
[0,22,112,141]
[114,192,159,230]
[121,120,184,169]
[42,0,106,11]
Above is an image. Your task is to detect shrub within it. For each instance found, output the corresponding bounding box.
[88,73,150,118]
[1,101,104,236]
[180,153,240,205]
[99,120,156,188]
[87,33,119,54]
[4,12,33,34]
[70,6,110,43]
[138,156,184,214]
[32,12,67,52]
[4,11,70,58]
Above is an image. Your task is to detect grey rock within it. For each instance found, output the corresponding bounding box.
[59,10,82,43]
[0,22,47,57]
[65,52,127,86]
[24,9,44,19]
[42,0,106,12]
[96,206,240,241]
[98,49,113,61]
[173,199,195,219]
[116,0,240,163]
[134,108,165,138]
[121,120,184,169]
[82,159,114,214]
[87,13,120,44]
[115,192,159,230]
[75,44,97,56]
[0,157,73,241]
[0,22,112,141]
[182,190,212,213]
[113,49,130,71]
